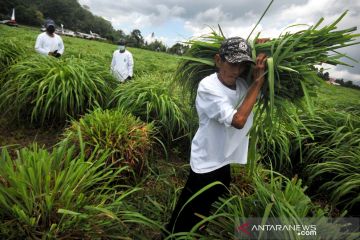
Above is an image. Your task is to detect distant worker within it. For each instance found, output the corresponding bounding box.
[35,19,64,58]
[110,39,134,82]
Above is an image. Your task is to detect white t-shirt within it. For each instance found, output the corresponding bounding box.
[35,32,64,56]
[110,50,134,82]
[190,73,253,173]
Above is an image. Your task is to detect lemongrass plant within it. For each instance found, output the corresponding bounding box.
[299,109,360,211]
[166,168,357,239]
[63,108,155,178]
[0,39,27,72]
[0,55,117,125]
[0,142,161,239]
[109,72,195,148]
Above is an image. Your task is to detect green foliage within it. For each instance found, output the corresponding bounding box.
[15,5,44,26]
[168,43,189,55]
[131,48,180,75]
[0,0,122,41]
[145,39,167,52]
[63,108,156,178]
[254,81,360,212]
[256,106,304,173]
[109,73,194,146]
[0,143,159,239]
[314,83,360,114]
[1,11,360,238]
[0,55,117,125]
[0,25,179,74]
[128,29,145,48]
[171,169,358,239]
[175,11,359,130]
[0,40,27,72]
[300,109,360,210]
[256,98,360,212]
[175,31,222,102]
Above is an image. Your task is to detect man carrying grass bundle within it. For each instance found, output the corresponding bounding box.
[35,19,64,58]
[166,37,267,235]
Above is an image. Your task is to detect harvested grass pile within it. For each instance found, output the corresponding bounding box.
[176,11,359,116]
[0,56,117,125]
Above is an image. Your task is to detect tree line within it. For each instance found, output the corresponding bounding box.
[317,68,360,90]
[0,0,188,54]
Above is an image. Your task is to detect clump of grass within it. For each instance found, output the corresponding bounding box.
[0,39,27,72]
[0,55,117,125]
[300,109,360,211]
[0,142,160,239]
[109,72,194,147]
[63,108,156,178]
[169,168,356,239]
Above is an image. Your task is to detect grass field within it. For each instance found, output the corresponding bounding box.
[0,24,359,239]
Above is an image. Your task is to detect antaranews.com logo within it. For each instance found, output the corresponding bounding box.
[234,218,359,239]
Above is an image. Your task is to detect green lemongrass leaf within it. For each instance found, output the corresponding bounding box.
[247,0,274,41]
[84,206,118,219]
[329,10,348,30]
[277,65,299,73]
[57,208,82,216]
[331,50,359,63]
[267,57,275,119]
[179,56,214,66]
[299,80,314,115]
[258,203,274,239]
[312,17,325,30]
[173,181,226,232]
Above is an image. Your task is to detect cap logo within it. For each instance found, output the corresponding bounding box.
[239,42,248,51]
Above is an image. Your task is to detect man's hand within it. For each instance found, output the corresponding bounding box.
[48,50,61,58]
[253,53,267,83]
[256,38,270,44]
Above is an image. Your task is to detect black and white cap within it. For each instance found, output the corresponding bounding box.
[219,37,255,64]
[44,19,56,28]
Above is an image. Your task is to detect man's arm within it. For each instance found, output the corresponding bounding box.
[110,52,116,70]
[35,34,49,55]
[231,53,267,129]
[57,36,64,55]
[128,53,134,77]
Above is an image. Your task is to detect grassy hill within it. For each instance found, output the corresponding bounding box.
[0,24,182,149]
[0,24,359,239]
[0,24,179,74]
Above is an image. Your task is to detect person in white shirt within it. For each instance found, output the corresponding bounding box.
[166,37,268,234]
[110,39,134,82]
[35,19,64,57]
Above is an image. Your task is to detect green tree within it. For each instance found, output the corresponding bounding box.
[16,5,43,25]
[168,43,188,55]
[0,0,126,43]
[129,29,144,48]
[146,39,167,52]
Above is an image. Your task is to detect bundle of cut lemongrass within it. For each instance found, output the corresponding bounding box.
[176,11,359,120]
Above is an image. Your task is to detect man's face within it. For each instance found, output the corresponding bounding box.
[46,25,55,34]
[215,54,248,87]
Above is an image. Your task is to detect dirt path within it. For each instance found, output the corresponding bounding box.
[0,116,64,154]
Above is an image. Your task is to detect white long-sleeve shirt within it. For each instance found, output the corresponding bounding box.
[35,32,64,56]
[190,73,253,173]
[110,50,134,82]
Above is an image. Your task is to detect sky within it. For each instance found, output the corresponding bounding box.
[78,0,360,85]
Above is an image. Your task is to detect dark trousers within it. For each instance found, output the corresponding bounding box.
[166,164,231,234]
